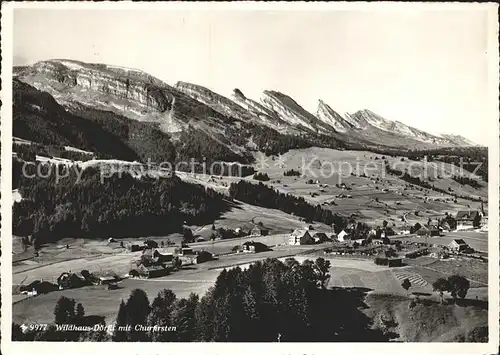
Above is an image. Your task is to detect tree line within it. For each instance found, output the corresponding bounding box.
[228,180,346,231]
[13,164,230,244]
[384,161,484,202]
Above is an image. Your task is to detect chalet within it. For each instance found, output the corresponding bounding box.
[57,272,89,289]
[136,264,171,279]
[179,255,197,265]
[337,230,350,242]
[251,226,270,237]
[449,239,469,252]
[387,258,403,267]
[440,221,452,232]
[143,240,159,249]
[97,275,119,285]
[312,232,329,244]
[175,247,194,256]
[416,225,430,237]
[455,210,480,230]
[242,241,270,253]
[194,235,206,242]
[152,250,174,263]
[126,243,145,252]
[428,225,441,237]
[20,280,58,295]
[288,229,314,245]
[194,250,214,264]
[399,225,411,235]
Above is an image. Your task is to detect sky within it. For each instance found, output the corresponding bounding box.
[12,7,495,144]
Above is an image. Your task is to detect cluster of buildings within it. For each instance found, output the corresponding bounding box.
[129,246,215,279]
[288,228,330,246]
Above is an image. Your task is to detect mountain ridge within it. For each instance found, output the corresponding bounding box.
[14,59,477,150]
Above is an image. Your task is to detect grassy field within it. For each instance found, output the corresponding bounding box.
[363,292,488,342]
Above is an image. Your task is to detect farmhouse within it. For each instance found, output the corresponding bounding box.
[194,235,206,242]
[194,250,214,264]
[152,250,174,263]
[399,226,411,235]
[428,225,441,237]
[20,280,58,295]
[251,226,270,237]
[175,247,194,256]
[337,230,350,242]
[289,229,314,245]
[416,225,430,237]
[136,264,171,278]
[57,272,89,289]
[387,258,403,267]
[312,232,329,244]
[143,240,159,249]
[126,243,145,252]
[242,241,270,253]
[97,275,119,285]
[455,210,481,230]
[449,239,469,252]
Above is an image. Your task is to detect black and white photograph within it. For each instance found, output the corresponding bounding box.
[1,2,499,353]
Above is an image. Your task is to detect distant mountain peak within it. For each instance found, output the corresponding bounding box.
[316,100,355,132]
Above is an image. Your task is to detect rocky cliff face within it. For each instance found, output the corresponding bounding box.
[14,60,234,135]
[20,60,174,114]
[175,81,254,121]
[441,134,476,146]
[316,100,355,133]
[260,90,334,134]
[345,109,459,146]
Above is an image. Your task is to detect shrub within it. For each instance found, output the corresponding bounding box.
[253,172,270,181]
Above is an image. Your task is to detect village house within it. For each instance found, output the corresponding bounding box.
[152,249,174,263]
[455,210,481,230]
[194,250,214,264]
[175,246,194,256]
[126,242,145,252]
[337,229,350,242]
[143,239,159,249]
[288,229,315,245]
[97,275,119,285]
[312,232,329,244]
[416,225,430,237]
[57,272,89,289]
[251,226,270,237]
[439,221,452,232]
[448,239,469,253]
[428,225,441,237]
[194,235,206,242]
[135,264,171,279]
[20,280,58,295]
[242,241,270,253]
[387,258,403,267]
[399,225,411,235]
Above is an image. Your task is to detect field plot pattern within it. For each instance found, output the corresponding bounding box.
[391,269,428,288]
